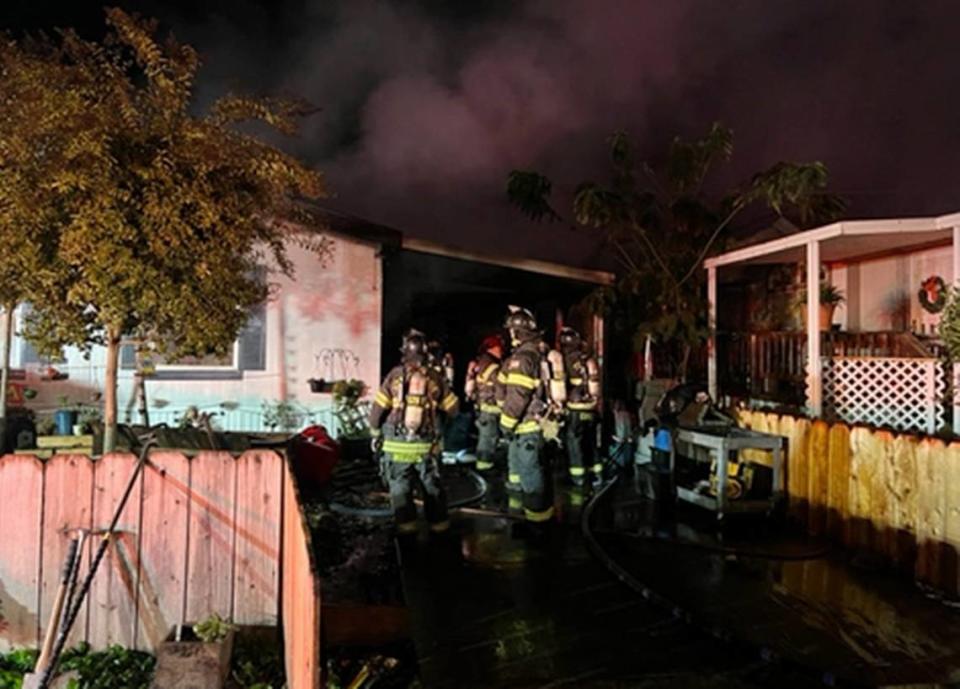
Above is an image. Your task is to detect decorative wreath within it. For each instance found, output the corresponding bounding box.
[919,275,947,314]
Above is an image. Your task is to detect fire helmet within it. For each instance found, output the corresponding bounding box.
[504,305,538,333]
[401,329,428,360]
[559,326,582,350]
[480,334,504,358]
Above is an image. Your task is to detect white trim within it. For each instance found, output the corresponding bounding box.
[401,237,616,286]
[705,213,960,270]
[806,240,822,417]
[707,265,718,400]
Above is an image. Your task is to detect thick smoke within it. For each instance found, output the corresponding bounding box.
[140,0,960,266]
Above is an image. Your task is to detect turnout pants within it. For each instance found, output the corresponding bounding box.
[508,430,553,522]
[475,410,500,470]
[383,442,449,533]
[566,410,600,483]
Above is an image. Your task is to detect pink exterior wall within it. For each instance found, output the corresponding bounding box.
[829,244,952,334]
[5,231,383,436]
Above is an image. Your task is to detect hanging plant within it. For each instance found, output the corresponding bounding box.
[919,275,947,314]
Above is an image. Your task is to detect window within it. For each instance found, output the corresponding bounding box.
[120,302,267,379]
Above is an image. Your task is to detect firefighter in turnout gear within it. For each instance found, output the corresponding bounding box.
[369,329,460,535]
[560,327,602,485]
[464,335,504,471]
[498,306,565,525]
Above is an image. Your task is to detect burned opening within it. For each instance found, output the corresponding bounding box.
[380,248,600,392]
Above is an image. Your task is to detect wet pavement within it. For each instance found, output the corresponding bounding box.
[397,470,815,689]
[396,467,960,688]
[587,477,960,688]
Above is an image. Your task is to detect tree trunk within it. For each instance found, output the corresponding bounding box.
[135,347,149,427]
[103,331,121,453]
[0,303,14,422]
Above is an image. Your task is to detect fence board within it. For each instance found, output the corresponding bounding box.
[282,461,320,689]
[0,455,44,650]
[782,415,811,522]
[825,423,851,541]
[915,438,948,589]
[233,451,283,625]
[135,452,191,650]
[890,436,919,570]
[40,455,94,649]
[943,443,960,597]
[806,421,830,536]
[89,453,143,648]
[185,452,237,624]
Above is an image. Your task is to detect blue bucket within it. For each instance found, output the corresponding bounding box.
[54,410,77,436]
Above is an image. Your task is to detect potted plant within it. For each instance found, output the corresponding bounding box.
[150,613,235,689]
[77,405,102,435]
[332,379,372,461]
[796,283,845,331]
[53,395,78,436]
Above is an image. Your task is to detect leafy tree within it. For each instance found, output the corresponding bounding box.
[507,124,845,379]
[22,9,329,451]
[0,34,90,424]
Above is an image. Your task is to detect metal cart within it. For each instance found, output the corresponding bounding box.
[672,425,785,519]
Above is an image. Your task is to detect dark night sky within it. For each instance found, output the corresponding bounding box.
[4,0,960,268]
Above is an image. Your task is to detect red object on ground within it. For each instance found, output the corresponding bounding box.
[289,425,341,490]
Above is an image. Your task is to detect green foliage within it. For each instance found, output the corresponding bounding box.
[507,122,845,378]
[231,634,286,689]
[795,282,846,308]
[332,379,370,440]
[261,400,311,433]
[59,644,155,689]
[2,9,328,451]
[0,644,154,689]
[193,613,234,643]
[939,287,960,361]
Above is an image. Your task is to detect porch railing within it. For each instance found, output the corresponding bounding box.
[718,330,941,405]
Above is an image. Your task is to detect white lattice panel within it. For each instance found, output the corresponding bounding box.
[822,356,946,434]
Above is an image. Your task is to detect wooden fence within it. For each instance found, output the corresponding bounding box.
[0,451,284,653]
[738,410,960,596]
[281,458,321,689]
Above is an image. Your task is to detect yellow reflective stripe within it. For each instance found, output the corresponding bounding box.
[442,393,458,411]
[508,473,521,485]
[429,520,451,533]
[383,439,432,462]
[508,495,522,509]
[501,414,519,429]
[476,459,494,470]
[479,403,501,414]
[569,466,586,477]
[569,377,584,385]
[592,463,604,473]
[478,364,498,383]
[406,394,424,406]
[516,420,540,434]
[397,521,418,533]
[497,371,508,383]
[505,372,538,390]
[374,391,392,407]
[525,506,554,523]
[567,401,597,410]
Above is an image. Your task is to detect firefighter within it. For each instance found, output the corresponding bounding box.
[559,326,602,485]
[464,334,504,471]
[369,329,460,535]
[498,306,565,526]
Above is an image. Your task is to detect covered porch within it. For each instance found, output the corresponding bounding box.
[705,211,960,435]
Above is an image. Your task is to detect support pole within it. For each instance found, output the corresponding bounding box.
[806,241,822,417]
[952,226,960,434]
[707,265,718,401]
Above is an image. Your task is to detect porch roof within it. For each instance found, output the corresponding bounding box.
[705,211,960,269]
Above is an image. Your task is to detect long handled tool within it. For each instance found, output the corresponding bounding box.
[34,435,157,689]
[32,538,79,676]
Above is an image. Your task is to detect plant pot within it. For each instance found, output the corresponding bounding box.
[308,378,335,394]
[72,424,85,436]
[799,304,837,332]
[150,626,235,689]
[53,410,78,436]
